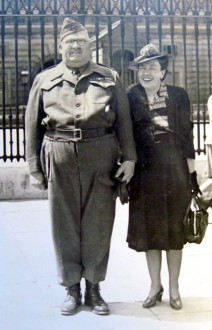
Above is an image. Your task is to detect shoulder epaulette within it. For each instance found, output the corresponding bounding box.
[96,63,117,81]
[40,64,58,73]
[97,63,116,72]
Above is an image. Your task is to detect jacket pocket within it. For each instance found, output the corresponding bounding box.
[41,77,63,91]
[41,139,52,182]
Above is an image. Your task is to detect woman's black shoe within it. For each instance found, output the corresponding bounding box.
[143,286,164,308]
[170,295,182,310]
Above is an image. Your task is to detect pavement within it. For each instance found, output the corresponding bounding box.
[0,199,212,330]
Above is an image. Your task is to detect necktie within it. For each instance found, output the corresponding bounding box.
[72,69,80,77]
[71,69,80,84]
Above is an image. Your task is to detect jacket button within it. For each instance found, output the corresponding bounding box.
[76,114,81,119]
[76,103,80,107]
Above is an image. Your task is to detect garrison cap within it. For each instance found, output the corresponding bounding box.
[60,18,87,41]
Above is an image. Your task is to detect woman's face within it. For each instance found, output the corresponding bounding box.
[138,59,165,91]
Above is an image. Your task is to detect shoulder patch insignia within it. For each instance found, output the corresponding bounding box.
[90,77,113,82]
[90,77,115,88]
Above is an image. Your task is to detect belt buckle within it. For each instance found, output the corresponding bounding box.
[72,128,82,141]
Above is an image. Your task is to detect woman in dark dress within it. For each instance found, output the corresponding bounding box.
[127,44,201,310]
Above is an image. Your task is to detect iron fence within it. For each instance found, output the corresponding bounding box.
[1,0,212,161]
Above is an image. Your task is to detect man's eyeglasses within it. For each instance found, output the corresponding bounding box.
[64,39,88,46]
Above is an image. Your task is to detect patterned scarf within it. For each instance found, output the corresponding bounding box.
[148,82,169,111]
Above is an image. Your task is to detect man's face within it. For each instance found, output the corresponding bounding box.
[59,31,91,68]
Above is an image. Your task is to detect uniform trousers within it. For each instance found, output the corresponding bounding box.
[41,133,119,287]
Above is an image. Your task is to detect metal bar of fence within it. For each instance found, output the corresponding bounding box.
[27,1,32,86]
[144,0,150,43]
[94,15,100,63]
[170,17,175,86]
[14,0,20,161]
[206,16,211,96]
[53,1,59,66]
[9,106,13,160]
[157,0,162,52]
[120,17,125,84]
[107,1,114,68]
[22,106,26,159]
[132,2,138,84]
[107,15,113,68]
[40,2,45,71]
[182,17,187,90]
[203,103,207,148]
[1,14,212,18]
[120,0,124,84]
[194,16,201,154]
[1,2,7,162]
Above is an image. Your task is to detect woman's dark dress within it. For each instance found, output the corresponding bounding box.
[127,84,195,252]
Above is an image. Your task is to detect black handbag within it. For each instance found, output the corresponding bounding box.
[184,195,209,244]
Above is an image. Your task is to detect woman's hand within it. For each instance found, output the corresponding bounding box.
[190,171,202,196]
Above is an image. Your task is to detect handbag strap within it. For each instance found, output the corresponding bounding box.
[191,194,208,215]
[191,194,202,211]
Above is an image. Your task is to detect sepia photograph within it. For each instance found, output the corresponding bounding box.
[0,1,212,329]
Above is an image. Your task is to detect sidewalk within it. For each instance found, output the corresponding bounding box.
[0,200,212,330]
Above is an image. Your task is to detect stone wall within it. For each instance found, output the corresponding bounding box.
[0,158,207,200]
[0,165,48,200]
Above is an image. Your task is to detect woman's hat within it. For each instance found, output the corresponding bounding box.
[129,43,169,71]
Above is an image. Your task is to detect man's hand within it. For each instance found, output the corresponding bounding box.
[30,171,47,190]
[115,161,135,184]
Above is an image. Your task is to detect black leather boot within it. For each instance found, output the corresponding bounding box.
[61,283,81,315]
[84,280,109,315]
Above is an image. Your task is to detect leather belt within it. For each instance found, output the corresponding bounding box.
[45,127,113,141]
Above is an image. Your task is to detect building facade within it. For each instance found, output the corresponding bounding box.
[1,0,212,161]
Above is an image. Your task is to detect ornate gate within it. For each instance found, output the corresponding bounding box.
[1,0,212,161]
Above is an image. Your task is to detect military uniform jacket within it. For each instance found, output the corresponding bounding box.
[26,61,136,173]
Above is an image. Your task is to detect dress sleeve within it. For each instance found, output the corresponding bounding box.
[178,88,195,159]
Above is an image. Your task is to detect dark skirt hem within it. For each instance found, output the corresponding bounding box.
[127,239,185,252]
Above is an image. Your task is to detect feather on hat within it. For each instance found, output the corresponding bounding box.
[129,44,169,71]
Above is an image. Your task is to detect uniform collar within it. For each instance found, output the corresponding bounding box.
[49,61,109,82]
[80,61,109,78]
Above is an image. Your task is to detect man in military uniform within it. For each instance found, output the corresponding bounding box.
[25,18,136,316]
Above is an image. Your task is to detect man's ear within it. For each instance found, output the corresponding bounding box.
[161,69,166,80]
[58,43,63,54]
